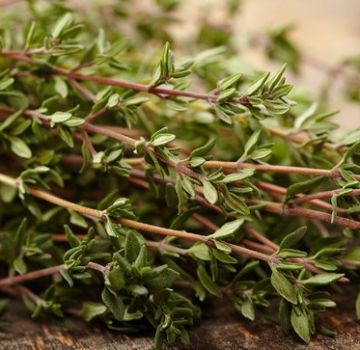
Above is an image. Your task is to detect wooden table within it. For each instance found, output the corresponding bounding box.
[0,289,359,349]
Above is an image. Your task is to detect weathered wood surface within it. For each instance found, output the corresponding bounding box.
[0,289,359,350]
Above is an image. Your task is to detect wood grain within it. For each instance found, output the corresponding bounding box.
[0,288,359,349]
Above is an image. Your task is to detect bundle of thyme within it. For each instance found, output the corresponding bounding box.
[0,1,359,348]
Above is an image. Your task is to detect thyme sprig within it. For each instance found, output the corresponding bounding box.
[0,2,359,348]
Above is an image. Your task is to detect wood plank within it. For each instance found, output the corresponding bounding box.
[0,288,358,349]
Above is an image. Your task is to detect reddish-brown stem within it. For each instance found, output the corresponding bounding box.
[0,172,270,263]
[0,48,353,160]
[125,219,269,261]
[0,173,352,281]
[52,233,188,255]
[127,174,221,231]
[205,161,360,181]
[68,78,95,101]
[82,121,137,147]
[59,153,341,217]
[293,188,360,206]
[341,259,360,267]
[0,265,62,287]
[244,225,278,251]
[192,213,219,232]
[87,261,106,274]
[0,262,105,287]
[243,240,274,254]
[243,227,348,282]
[126,168,343,277]
[0,50,249,106]
[266,126,345,153]
[257,201,360,230]
[2,48,341,155]
[257,181,346,214]
[84,107,107,123]
[81,129,96,156]
[0,105,356,184]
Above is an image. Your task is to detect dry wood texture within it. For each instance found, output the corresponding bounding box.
[0,289,358,350]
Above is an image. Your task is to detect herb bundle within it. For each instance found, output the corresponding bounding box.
[0,1,359,349]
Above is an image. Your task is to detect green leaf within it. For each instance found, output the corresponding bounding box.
[271,269,297,304]
[9,136,32,158]
[0,77,14,91]
[107,268,126,292]
[15,218,27,249]
[188,243,211,261]
[147,267,179,290]
[58,127,74,147]
[356,292,360,320]
[278,249,307,258]
[279,299,291,334]
[0,183,17,202]
[101,288,124,321]
[190,138,216,158]
[189,157,206,168]
[334,141,360,169]
[301,273,344,286]
[0,109,23,132]
[125,96,149,107]
[152,41,175,85]
[291,307,310,343]
[218,73,242,90]
[240,298,255,320]
[123,307,143,321]
[54,76,68,98]
[246,72,270,95]
[210,219,244,240]
[69,210,88,228]
[239,130,261,161]
[224,193,249,215]
[343,247,360,261]
[212,249,237,264]
[50,111,72,125]
[213,240,231,253]
[64,225,81,247]
[220,168,255,183]
[60,266,73,287]
[286,176,324,201]
[104,217,120,237]
[24,21,36,49]
[151,133,176,147]
[125,231,142,263]
[279,226,307,249]
[134,245,147,269]
[310,298,336,308]
[181,176,195,198]
[107,93,120,108]
[52,13,73,38]
[13,255,27,274]
[81,301,107,322]
[294,102,318,129]
[202,179,218,204]
[197,265,222,297]
[217,88,237,103]
[269,63,287,91]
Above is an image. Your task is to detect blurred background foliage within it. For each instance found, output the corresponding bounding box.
[16,0,359,131]
[1,0,360,135]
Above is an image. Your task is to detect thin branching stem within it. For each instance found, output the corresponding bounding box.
[0,105,356,182]
[0,172,271,263]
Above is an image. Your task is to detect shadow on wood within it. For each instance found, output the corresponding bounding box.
[0,288,359,349]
